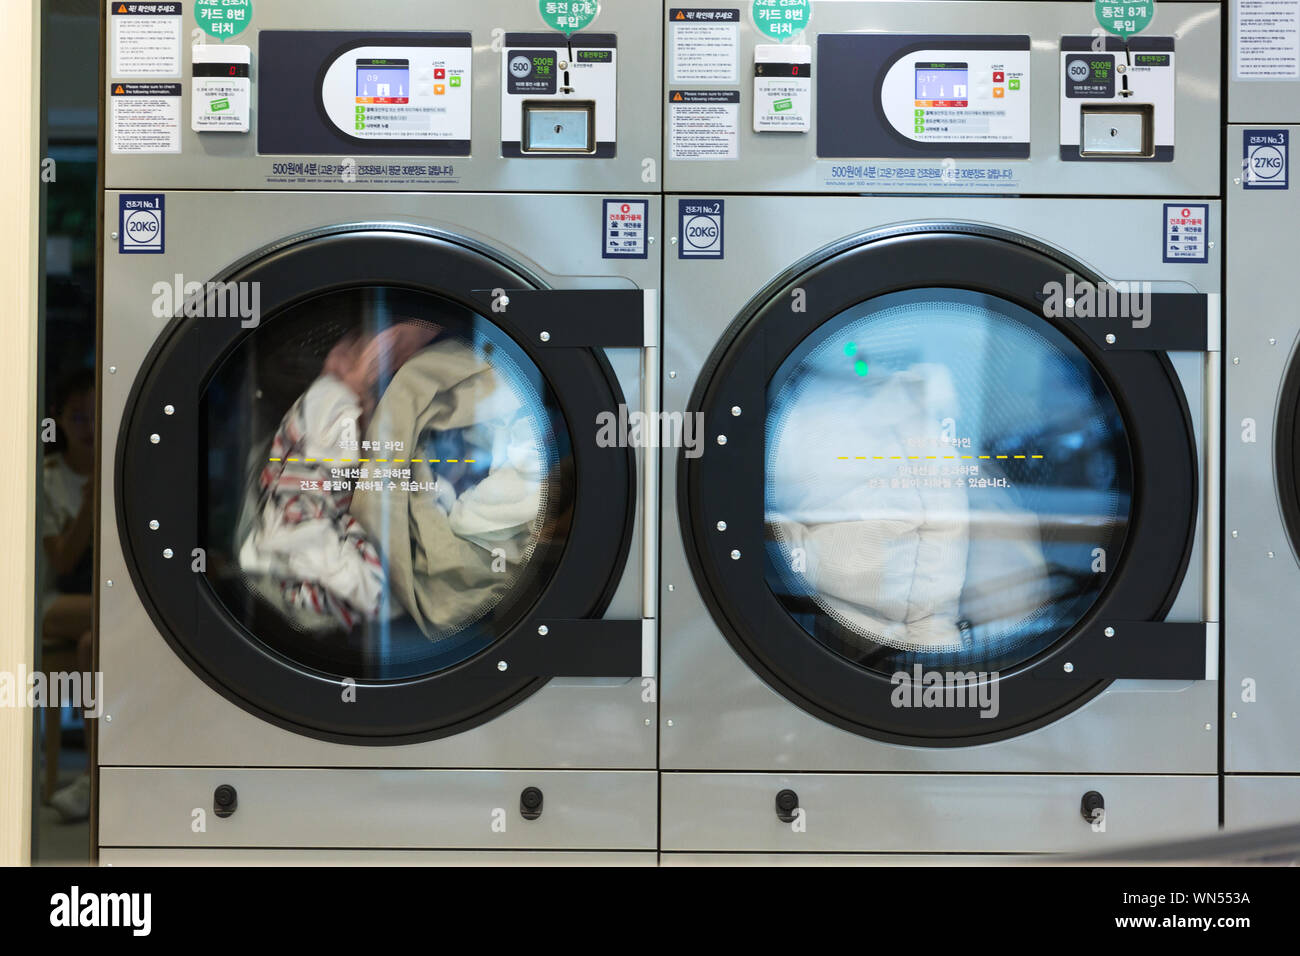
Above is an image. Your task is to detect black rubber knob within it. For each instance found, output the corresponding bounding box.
[1080,790,1105,824]
[775,789,799,823]
[213,784,237,819]
[520,786,544,821]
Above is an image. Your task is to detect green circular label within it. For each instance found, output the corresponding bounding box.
[539,1,600,36]
[1095,1,1155,39]
[753,0,812,41]
[196,0,253,39]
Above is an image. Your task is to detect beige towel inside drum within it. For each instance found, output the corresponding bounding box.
[349,339,544,639]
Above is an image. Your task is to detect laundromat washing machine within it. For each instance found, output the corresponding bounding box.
[660,0,1222,862]
[98,0,661,863]
[1223,3,1300,831]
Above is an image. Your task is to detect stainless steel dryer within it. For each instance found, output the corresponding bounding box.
[98,0,661,864]
[659,0,1222,862]
[1224,27,1300,825]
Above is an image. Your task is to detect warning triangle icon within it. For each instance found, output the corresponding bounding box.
[114,85,125,94]
[673,92,683,101]
[675,11,686,19]
[117,4,127,12]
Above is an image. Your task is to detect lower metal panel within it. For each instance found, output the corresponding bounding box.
[1224,776,1300,831]
[660,773,1218,853]
[101,849,657,866]
[99,769,657,851]
[662,853,1047,866]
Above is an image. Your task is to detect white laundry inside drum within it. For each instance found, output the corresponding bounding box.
[764,289,1132,674]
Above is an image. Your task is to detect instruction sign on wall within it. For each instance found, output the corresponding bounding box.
[670,8,741,84]
[1236,0,1300,79]
[110,82,183,154]
[110,2,182,77]
[669,90,740,160]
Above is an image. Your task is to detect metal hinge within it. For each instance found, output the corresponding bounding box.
[487,619,646,678]
[471,288,649,348]
[1032,621,1217,681]
[1074,292,1214,353]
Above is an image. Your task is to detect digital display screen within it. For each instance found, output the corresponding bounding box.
[356,58,410,104]
[915,62,969,107]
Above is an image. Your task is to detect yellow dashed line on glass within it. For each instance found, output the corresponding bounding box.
[270,457,476,465]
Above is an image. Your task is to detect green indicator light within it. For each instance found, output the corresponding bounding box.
[854,360,869,377]
[843,342,857,357]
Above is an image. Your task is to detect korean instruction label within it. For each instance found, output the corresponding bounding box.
[1235,0,1300,79]
[670,8,741,83]
[603,199,650,259]
[110,2,182,78]
[1163,203,1209,263]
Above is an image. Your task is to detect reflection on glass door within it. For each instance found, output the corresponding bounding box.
[765,289,1132,675]
[202,286,573,681]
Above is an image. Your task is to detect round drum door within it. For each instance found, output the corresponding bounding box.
[682,225,1198,746]
[117,227,635,744]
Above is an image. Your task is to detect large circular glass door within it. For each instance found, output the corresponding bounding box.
[682,227,1198,745]
[201,285,572,682]
[765,287,1133,676]
[118,228,635,743]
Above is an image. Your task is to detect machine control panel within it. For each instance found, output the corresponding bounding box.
[501,34,618,157]
[258,32,473,156]
[660,1,1217,196]
[104,1,662,193]
[319,42,472,146]
[817,34,1031,159]
[1060,36,1175,161]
